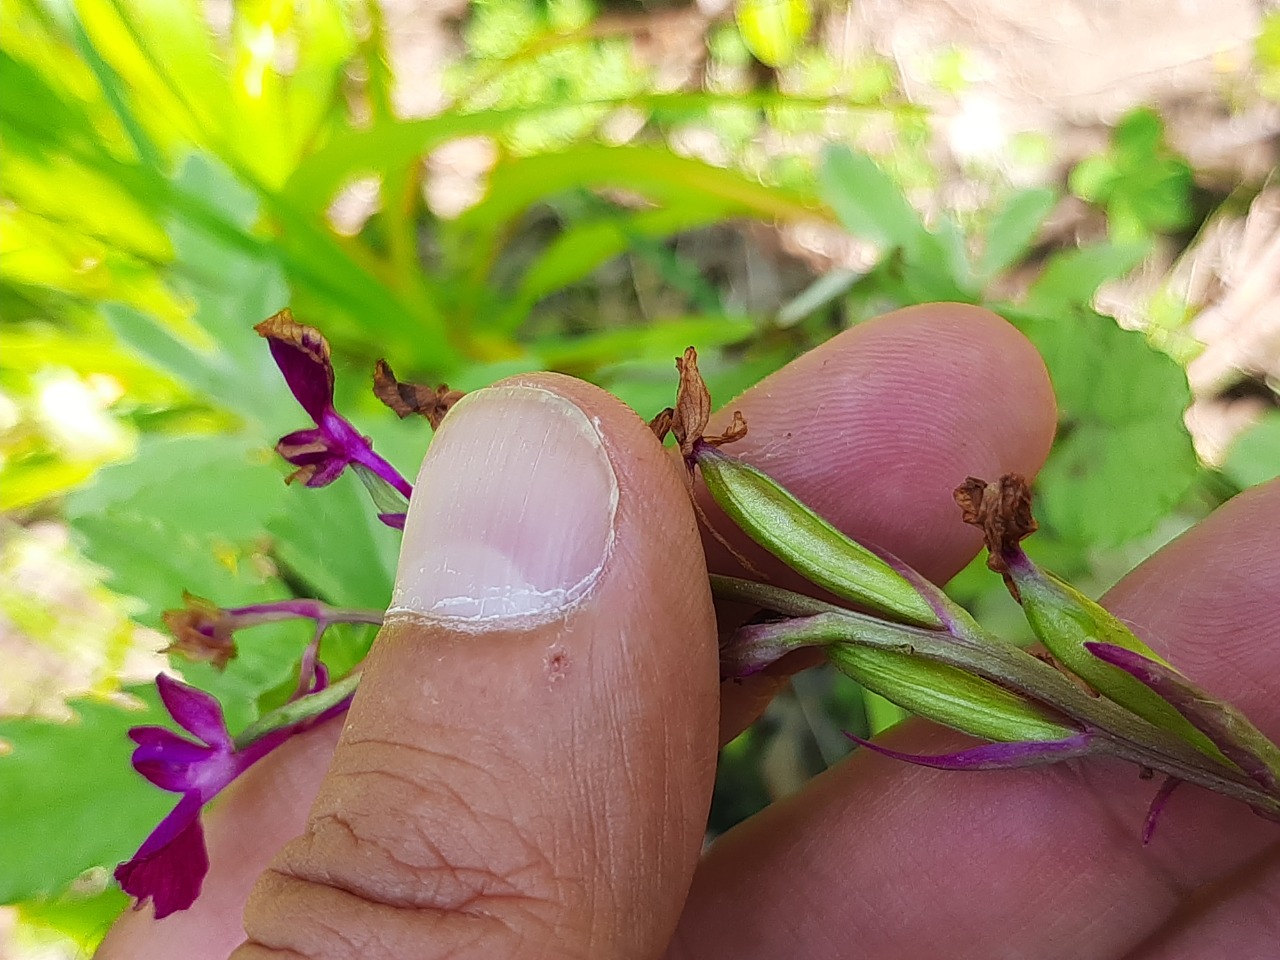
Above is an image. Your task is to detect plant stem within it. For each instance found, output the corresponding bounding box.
[720,591,1280,818]
[225,600,384,628]
[233,672,361,751]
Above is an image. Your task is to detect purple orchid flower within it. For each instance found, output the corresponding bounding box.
[116,671,350,919]
[255,310,411,526]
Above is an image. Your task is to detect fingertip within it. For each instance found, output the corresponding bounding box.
[706,303,1057,584]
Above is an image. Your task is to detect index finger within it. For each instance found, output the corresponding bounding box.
[704,303,1057,738]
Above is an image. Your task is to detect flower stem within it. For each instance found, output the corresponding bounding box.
[353,445,414,500]
[225,600,384,628]
[233,671,361,751]
[720,590,1280,818]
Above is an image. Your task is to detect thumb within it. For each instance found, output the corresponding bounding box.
[233,375,720,960]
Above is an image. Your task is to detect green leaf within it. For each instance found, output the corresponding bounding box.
[0,457,103,512]
[1037,419,1199,547]
[15,887,127,955]
[819,145,926,256]
[1223,411,1280,489]
[0,49,106,155]
[461,145,818,237]
[102,154,298,431]
[899,228,973,303]
[285,95,839,212]
[445,144,818,332]
[267,476,399,610]
[102,302,231,405]
[65,436,304,727]
[599,347,792,424]
[1004,306,1199,547]
[534,317,757,371]
[165,157,292,394]
[776,269,860,327]
[736,0,812,68]
[65,436,285,552]
[515,206,737,315]
[977,187,1057,281]
[1018,308,1189,426]
[1067,108,1193,240]
[1067,154,1118,205]
[1022,242,1150,312]
[0,690,168,903]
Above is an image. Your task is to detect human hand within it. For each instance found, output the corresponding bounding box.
[97,304,1280,960]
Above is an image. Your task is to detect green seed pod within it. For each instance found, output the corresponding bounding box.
[731,613,1079,744]
[1087,642,1280,791]
[1009,560,1222,760]
[955,474,1223,761]
[696,445,941,628]
[829,643,1082,743]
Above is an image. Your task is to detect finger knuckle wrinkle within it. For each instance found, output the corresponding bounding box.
[241,740,571,958]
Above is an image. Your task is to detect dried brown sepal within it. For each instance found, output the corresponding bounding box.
[372,359,465,429]
[648,407,675,442]
[653,347,747,457]
[712,411,748,447]
[954,474,1037,574]
[161,592,238,670]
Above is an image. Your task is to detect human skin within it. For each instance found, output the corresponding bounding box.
[97,303,1280,959]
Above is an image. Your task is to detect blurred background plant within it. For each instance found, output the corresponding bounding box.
[2,0,1279,954]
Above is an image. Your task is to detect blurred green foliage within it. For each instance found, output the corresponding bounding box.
[1069,107,1194,244]
[1256,10,1280,102]
[0,0,1273,949]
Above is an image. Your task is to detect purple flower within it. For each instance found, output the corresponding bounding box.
[255,310,412,507]
[116,671,349,918]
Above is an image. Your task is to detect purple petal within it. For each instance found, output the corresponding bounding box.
[1086,642,1280,791]
[259,316,335,423]
[1142,776,1182,846]
[129,729,214,792]
[132,753,215,794]
[115,793,210,920]
[846,732,1096,770]
[276,427,328,460]
[257,314,415,503]
[128,725,201,752]
[378,512,406,530]
[120,671,354,918]
[303,455,350,487]
[155,674,230,748]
